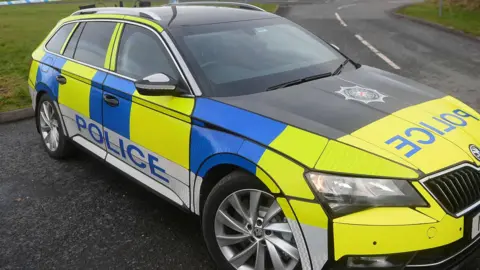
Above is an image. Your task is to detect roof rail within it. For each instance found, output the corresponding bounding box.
[165,1,266,12]
[71,8,162,21]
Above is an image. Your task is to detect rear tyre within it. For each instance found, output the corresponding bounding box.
[202,170,300,270]
[36,94,73,159]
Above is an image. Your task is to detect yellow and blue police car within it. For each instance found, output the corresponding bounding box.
[28,2,480,269]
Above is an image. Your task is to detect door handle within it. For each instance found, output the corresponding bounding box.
[56,75,67,85]
[103,94,119,107]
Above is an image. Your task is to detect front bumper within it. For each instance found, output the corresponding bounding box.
[286,198,479,270]
[328,234,480,269]
[322,209,479,270]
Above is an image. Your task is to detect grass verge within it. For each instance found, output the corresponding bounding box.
[0,1,278,112]
[397,2,480,36]
[0,2,89,112]
[254,3,278,13]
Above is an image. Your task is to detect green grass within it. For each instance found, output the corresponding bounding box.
[254,3,278,13]
[0,1,278,112]
[0,2,89,112]
[397,2,480,36]
[0,0,171,112]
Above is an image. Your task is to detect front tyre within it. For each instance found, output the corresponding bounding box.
[202,170,300,270]
[36,94,73,159]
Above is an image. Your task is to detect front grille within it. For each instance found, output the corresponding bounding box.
[424,165,480,215]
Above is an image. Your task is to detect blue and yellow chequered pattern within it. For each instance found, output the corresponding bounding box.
[0,0,58,6]
[189,98,426,199]
[31,49,195,204]
[29,13,479,270]
[59,60,107,121]
[191,98,319,199]
[29,12,334,203]
[103,73,195,169]
[29,15,196,207]
[30,15,195,170]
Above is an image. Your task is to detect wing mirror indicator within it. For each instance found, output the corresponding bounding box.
[135,73,186,96]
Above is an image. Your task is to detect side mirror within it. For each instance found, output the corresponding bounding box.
[135,73,180,96]
[330,43,340,51]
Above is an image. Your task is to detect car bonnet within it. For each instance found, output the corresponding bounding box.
[194,65,480,176]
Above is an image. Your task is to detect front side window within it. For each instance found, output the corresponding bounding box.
[74,22,116,68]
[116,24,178,81]
[45,23,75,54]
[171,17,346,97]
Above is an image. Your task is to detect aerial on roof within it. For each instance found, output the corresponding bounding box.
[71,3,277,28]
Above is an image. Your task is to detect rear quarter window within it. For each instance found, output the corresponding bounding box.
[63,22,85,59]
[45,23,75,54]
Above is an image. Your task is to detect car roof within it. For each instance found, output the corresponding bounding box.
[71,5,278,28]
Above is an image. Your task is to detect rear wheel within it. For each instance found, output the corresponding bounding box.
[36,94,73,159]
[202,170,300,270]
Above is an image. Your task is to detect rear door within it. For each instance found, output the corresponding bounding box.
[102,22,194,206]
[32,22,76,114]
[56,21,118,158]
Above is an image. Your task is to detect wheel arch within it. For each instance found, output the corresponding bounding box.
[194,152,282,216]
[35,81,56,101]
[35,90,68,138]
[34,90,49,133]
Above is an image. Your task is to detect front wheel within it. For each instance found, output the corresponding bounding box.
[36,94,73,159]
[202,170,300,270]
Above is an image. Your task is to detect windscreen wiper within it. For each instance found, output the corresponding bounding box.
[266,72,332,91]
[332,59,350,75]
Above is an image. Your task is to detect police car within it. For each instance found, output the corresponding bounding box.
[29,2,480,269]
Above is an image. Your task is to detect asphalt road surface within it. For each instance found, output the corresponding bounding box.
[286,0,480,110]
[0,120,214,269]
[1,0,480,269]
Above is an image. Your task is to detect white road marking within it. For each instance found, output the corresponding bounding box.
[337,3,356,9]
[354,34,401,69]
[335,12,348,27]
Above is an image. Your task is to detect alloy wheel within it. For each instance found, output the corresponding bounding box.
[39,101,60,152]
[214,189,299,270]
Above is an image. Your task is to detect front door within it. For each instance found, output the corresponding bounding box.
[102,23,194,206]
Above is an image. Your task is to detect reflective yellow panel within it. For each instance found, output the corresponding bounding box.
[269,126,328,168]
[412,182,446,221]
[333,214,463,260]
[58,61,98,117]
[290,200,329,229]
[334,207,436,226]
[316,140,419,179]
[257,149,315,199]
[255,167,281,194]
[129,95,194,169]
[277,197,296,220]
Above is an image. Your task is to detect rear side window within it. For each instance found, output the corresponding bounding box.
[73,22,116,68]
[116,24,178,80]
[45,23,75,54]
[63,23,85,58]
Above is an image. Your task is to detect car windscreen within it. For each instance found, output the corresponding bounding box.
[169,17,346,97]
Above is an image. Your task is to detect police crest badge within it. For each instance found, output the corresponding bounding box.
[336,86,387,104]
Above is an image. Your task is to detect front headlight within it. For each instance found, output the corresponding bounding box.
[305,172,427,216]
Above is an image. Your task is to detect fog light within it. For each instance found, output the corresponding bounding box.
[345,253,414,269]
[347,256,399,268]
